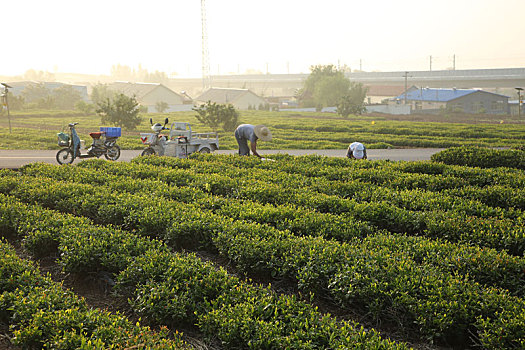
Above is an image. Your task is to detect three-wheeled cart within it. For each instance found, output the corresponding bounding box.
[140,121,218,158]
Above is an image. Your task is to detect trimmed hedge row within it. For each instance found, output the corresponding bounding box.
[133,152,525,192]
[0,238,187,349]
[431,146,525,169]
[73,159,525,218]
[1,174,525,347]
[85,156,525,219]
[0,194,405,349]
[45,161,525,255]
[11,164,525,296]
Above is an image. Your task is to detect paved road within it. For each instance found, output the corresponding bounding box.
[0,148,445,169]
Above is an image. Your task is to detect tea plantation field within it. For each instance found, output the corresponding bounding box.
[1,109,524,151]
[1,148,524,349]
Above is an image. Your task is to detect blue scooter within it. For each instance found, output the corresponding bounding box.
[56,123,121,164]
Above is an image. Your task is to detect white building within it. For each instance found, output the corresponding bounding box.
[195,87,267,110]
[108,82,193,112]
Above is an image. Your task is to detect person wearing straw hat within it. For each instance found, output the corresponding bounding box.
[234,124,272,158]
[346,142,367,160]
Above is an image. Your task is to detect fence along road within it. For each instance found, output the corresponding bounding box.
[0,148,446,169]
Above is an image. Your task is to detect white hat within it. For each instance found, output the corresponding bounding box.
[254,125,272,141]
[352,143,365,159]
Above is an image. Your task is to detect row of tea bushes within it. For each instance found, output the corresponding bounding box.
[206,154,525,211]
[1,173,524,348]
[0,237,187,349]
[264,126,523,149]
[9,167,525,295]
[136,152,525,190]
[57,161,525,255]
[431,146,525,170]
[126,155,525,213]
[18,163,377,241]
[0,194,405,349]
[187,153,525,206]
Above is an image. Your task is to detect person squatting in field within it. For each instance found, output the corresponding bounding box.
[234,124,272,158]
[347,141,367,159]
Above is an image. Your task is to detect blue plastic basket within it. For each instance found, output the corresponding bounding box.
[100,127,121,137]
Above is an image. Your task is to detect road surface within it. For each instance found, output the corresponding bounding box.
[0,148,445,169]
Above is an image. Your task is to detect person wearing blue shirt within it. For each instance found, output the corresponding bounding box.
[234,124,272,158]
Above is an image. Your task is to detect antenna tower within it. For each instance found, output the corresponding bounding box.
[201,0,211,89]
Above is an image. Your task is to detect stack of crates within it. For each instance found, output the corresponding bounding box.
[100,127,121,138]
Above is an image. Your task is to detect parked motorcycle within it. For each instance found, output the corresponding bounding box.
[140,118,169,156]
[56,123,121,165]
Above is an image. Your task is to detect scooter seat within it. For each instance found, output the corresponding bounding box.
[89,132,105,139]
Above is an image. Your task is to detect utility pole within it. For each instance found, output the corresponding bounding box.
[1,83,12,134]
[403,72,411,104]
[453,54,456,70]
[516,87,523,119]
[201,0,211,89]
[429,55,432,71]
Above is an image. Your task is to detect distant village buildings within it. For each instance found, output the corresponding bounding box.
[107,82,193,112]
[5,68,525,115]
[391,87,509,115]
[194,88,268,110]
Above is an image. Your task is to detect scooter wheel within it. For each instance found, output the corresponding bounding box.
[56,148,74,165]
[105,145,121,161]
[141,148,156,156]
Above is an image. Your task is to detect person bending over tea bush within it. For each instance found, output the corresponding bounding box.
[347,142,367,160]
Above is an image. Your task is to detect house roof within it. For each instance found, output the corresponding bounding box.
[108,82,182,100]
[395,88,509,102]
[195,87,262,104]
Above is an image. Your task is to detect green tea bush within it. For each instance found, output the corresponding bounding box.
[432,146,525,169]
[4,155,525,347]
[0,193,406,348]
[0,240,187,349]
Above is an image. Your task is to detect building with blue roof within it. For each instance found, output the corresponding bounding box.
[392,87,509,115]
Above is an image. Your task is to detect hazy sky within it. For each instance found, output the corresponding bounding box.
[2,0,524,77]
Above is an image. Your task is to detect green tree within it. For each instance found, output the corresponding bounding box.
[313,73,351,108]
[4,92,24,111]
[21,83,50,103]
[193,101,240,132]
[35,96,56,109]
[297,64,368,115]
[297,64,346,108]
[110,64,133,81]
[23,69,55,81]
[75,100,95,114]
[336,82,368,117]
[52,85,82,110]
[96,93,142,130]
[145,71,169,84]
[155,101,169,113]
[90,84,115,106]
